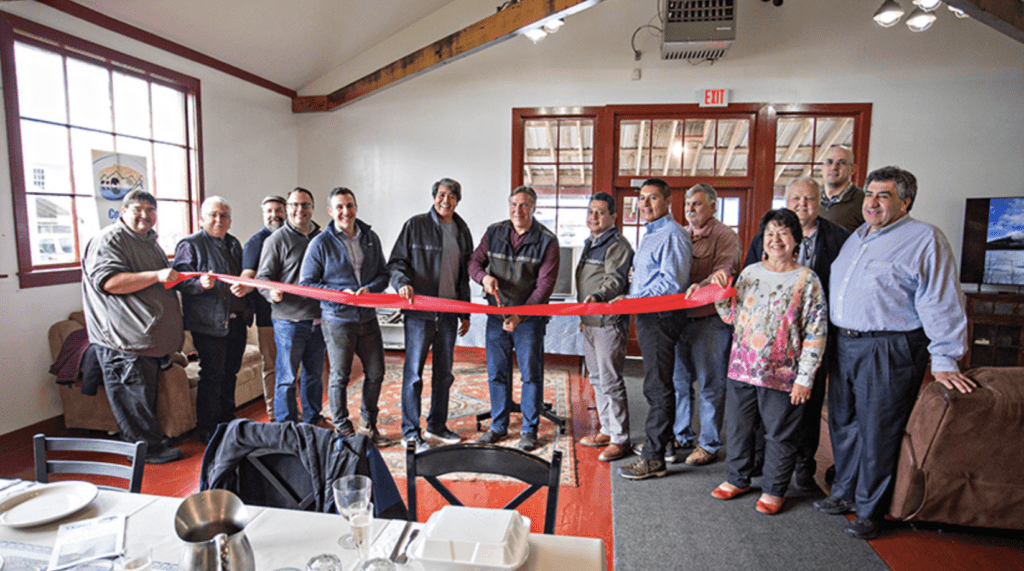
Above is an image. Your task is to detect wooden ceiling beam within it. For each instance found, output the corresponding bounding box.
[945,0,1024,44]
[293,0,604,113]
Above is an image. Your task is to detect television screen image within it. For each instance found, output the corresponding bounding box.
[960,197,1024,286]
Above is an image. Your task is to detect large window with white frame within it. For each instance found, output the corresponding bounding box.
[1,13,203,288]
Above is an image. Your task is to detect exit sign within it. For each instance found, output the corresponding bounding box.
[700,89,729,108]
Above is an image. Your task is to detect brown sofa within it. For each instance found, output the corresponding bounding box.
[889,367,1024,530]
[49,311,265,438]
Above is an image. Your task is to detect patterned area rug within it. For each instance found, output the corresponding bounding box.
[345,362,577,487]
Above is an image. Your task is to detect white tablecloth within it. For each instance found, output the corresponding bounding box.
[0,486,606,571]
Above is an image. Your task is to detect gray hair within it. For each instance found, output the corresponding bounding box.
[201,195,231,216]
[686,184,718,211]
[785,177,822,202]
[510,185,537,206]
[865,166,917,211]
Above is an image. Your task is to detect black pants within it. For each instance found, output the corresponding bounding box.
[95,345,164,449]
[828,329,929,520]
[635,311,686,461]
[725,380,804,496]
[192,316,248,434]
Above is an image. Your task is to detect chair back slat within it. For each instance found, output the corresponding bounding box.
[33,433,147,493]
[407,442,562,534]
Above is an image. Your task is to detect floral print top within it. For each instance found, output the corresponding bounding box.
[714,263,827,392]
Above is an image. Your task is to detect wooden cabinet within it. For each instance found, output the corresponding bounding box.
[963,293,1024,368]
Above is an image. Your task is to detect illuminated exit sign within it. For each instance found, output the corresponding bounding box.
[699,88,729,108]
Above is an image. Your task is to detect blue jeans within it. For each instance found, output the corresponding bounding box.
[272,319,325,423]
[672,315,732,453]
[321,318,385,431]
[401,314,459,439]
[485,316,546,435]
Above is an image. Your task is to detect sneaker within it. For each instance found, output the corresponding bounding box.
[476,430,507,444]
[633,440,688,463]
[685,446,717,465]
[518,432,540,452]
[145,446,183,464]
[363,426,395,448]
[404,434,430,454]
[618,457,667,480]
[424,427,461,445]
[813,496,855,515]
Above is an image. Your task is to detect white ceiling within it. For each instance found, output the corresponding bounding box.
[74,0,463,91]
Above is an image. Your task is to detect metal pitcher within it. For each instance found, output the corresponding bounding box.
[175,490,255,571]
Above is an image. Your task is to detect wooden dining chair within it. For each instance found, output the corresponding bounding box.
[406,442,562,534]
[33,433,147,493]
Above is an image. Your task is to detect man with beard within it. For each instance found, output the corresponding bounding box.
[242,194,287,418]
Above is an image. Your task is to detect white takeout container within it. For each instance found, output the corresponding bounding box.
[410,506,530,571]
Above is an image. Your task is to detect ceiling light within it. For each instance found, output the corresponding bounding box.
[912,0,941,11]
[543,19,564,34]
[906,7,937,31]
[523,28,547,43]
[873,0,905,27]
[948,5,969,18]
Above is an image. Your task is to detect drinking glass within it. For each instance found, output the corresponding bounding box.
[332,475,372,549]
[349,503,394,571]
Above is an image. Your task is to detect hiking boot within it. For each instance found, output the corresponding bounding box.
[618,457,667,480]
[424,427,461,445]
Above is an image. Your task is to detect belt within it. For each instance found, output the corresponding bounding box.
[838,327,923,338]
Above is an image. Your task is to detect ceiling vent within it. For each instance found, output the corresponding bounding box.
[661,0,736,61]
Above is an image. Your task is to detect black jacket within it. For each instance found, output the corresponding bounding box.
[743,216,850,300]
[387,208,474,320]
[173,230,251,337]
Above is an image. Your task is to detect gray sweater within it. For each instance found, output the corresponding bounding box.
[255,221,322,321]
[81,219,184,357]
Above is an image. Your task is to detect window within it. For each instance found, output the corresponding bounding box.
[1,14,203,288]
[519,116,596,248]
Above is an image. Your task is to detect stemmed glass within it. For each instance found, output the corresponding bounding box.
[332,475,372,550]
[350,503,394,571]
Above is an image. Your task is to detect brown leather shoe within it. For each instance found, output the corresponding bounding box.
[598,442,629,462]
[685,446,717,465]
[580,433,612,448]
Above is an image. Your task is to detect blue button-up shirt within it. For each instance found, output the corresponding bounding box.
[629,214,692,298]
[829,216,967,372]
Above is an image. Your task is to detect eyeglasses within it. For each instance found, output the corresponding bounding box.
[286,202,313,210]
[822,159,850,167]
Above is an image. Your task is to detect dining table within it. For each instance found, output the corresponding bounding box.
[0,480,607,571]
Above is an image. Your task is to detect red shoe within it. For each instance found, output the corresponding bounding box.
[756,499,785,515]
[711,483,751,500]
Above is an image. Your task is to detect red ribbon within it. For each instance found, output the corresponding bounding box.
[170,272,735,316]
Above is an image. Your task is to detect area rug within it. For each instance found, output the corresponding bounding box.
[343,362,577,487]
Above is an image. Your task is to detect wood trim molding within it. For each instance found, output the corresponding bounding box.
[37,0,297,97]
[294,0,604,113]
[945,0,1024,44]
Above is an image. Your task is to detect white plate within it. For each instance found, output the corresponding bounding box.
[0,481,98,528]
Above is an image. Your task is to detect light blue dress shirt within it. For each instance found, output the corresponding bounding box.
[829,216,967,372]
[629,214,692,298]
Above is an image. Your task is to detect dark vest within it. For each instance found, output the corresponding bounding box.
[483,220,556,308]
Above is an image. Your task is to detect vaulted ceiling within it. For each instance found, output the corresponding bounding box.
[71,0,463,91]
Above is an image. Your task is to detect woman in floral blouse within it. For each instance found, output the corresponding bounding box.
[706,209,827,515]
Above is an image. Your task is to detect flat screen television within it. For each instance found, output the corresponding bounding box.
[960,197,1024,286]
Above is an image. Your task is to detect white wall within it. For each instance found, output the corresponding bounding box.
[0,4,298,435]
[297,0,1024,260]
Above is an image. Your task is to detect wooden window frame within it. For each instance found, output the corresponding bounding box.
[0,12,204,288]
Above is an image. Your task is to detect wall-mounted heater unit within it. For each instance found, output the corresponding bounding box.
[661,0,736,61]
